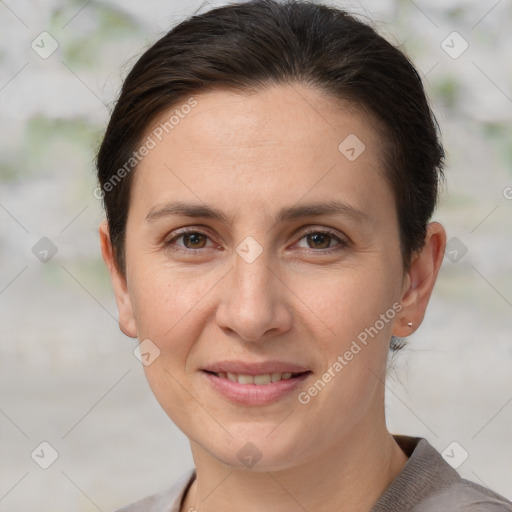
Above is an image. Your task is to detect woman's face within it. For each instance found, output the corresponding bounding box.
[102,84,418,470]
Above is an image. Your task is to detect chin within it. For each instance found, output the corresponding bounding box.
[202,429,306,472]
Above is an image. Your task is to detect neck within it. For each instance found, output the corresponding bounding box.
[181,421,408,512]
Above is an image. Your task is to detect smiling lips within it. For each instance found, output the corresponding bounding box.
[202,360,311,375]
[212,371,302,385]
[202,360,310,384]
[201,360,312,405]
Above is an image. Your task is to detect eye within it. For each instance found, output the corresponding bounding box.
[164,227,349,254]
[295,229,348,252]
[164,229,218,252]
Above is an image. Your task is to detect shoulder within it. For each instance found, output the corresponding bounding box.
[111,468,196,512]
[372,435,512,512]
[411,478,512,511]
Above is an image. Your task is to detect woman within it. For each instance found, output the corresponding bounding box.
[96,1,512,510]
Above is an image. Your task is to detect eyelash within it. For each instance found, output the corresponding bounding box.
[163,227,349,254]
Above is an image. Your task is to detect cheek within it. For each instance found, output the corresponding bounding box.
[295,262,400,347]
[131,266,214,426]
[128,263,226,403]
[293,262,398,404]
[128,262,216,340]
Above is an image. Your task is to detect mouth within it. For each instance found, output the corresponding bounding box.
[202,370,310,385]
[200,368,313,405]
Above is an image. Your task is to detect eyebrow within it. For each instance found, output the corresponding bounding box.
[146,200,369,226]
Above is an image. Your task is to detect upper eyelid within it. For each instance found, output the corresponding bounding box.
[165,226,218,244]
[297,228,347,243]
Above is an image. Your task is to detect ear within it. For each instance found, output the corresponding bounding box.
[99,220,138,338]
[393,221,446,337]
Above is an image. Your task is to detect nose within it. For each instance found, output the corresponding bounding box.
[215,248,293,343]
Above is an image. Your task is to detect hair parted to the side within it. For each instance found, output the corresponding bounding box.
[96,0,445,352]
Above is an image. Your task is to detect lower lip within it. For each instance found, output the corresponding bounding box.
[202,371,311,405]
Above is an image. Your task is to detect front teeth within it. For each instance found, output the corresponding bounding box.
[216,372,295,385]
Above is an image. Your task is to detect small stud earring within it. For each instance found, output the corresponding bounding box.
[407,321,413,327]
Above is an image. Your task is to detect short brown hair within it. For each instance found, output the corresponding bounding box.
[96,0,444,277]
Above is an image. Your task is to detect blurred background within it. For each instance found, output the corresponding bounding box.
[0,0,511,510]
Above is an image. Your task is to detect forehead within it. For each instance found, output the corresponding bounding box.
[130,83,393,225]
[144,84,377,158]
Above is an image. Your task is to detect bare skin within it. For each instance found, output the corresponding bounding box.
[99,83,446,512]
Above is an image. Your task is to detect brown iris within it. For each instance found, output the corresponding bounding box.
[307,233,331,249]
[183,233,208,249]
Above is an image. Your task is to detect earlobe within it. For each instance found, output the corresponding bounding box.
[393,222,446,337]
[99,221,138,338]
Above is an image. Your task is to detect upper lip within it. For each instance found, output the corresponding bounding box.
[202,360,310,376]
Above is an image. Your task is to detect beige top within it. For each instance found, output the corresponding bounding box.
[113,435,512,512]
